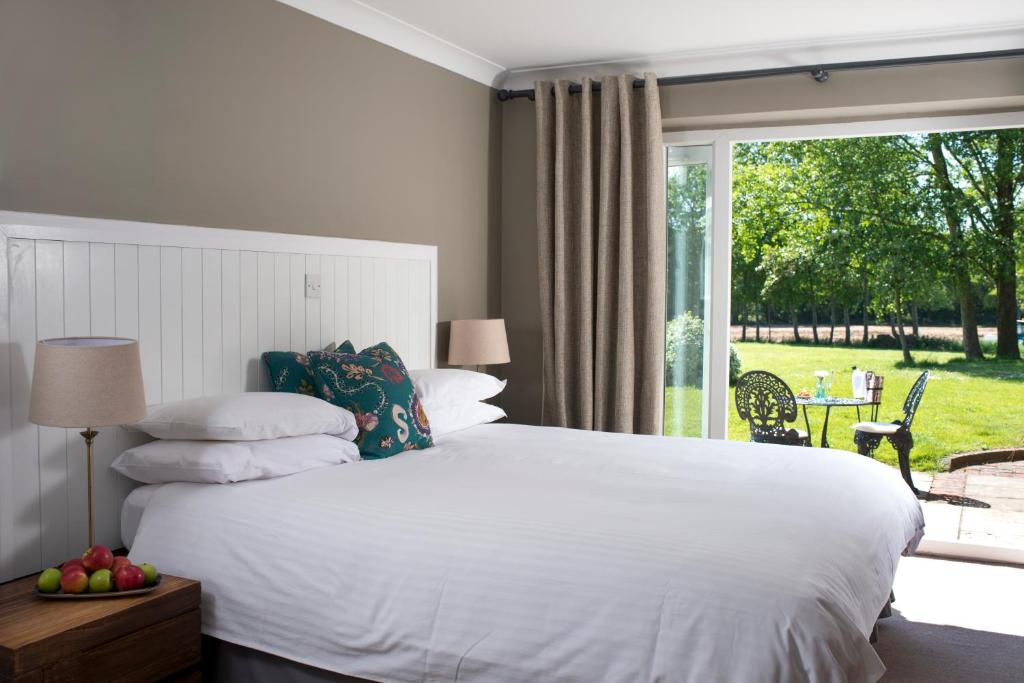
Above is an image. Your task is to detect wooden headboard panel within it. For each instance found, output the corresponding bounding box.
[0,211,437,580]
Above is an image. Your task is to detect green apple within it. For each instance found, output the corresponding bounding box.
[88,568,113,593]
[139,563,158,586]
[37,567,61,593]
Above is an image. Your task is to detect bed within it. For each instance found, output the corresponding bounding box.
[125,422,924,683]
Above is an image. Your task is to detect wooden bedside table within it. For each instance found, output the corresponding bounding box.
[0,574,201,682]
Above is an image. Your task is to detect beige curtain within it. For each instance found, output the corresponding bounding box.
[535,74,666,434]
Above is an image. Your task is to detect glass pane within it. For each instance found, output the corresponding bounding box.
[664,145,713,437]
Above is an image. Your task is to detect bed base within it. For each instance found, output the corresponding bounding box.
[202,637,376,683]
[201,589,900,679]
[870,590,896,644]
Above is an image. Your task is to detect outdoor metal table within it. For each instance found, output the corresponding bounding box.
[795,396,880,449]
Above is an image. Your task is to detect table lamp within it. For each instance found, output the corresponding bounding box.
[447,319,510,372]
[29,338,146,546]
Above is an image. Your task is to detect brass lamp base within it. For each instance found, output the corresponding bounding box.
[80,428,98,548]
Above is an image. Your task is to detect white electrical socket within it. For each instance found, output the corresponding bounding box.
[305,273,322,298]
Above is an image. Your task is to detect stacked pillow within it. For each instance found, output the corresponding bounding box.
[264,341,509,453]
[112,393,361,484]
[408,368,507,437]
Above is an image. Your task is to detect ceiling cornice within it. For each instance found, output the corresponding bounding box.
[275,0,506,87]
[273,2,1023,92]
[500,24,1024,90]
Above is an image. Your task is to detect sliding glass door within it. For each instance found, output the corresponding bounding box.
[664,145,713,437]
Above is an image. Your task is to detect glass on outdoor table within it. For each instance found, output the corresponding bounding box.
[813,370,828,399]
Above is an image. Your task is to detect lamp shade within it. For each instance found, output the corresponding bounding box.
[29,337,147,428]
[448,319,510,366]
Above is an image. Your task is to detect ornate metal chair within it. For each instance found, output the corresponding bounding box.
[853,371,930,497]
[735,371,810,447]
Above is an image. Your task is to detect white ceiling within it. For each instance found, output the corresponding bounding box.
[278,0,1024,88]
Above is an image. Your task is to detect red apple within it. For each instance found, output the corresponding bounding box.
[110,556,132,574]
[113,565,145,591]
[61,558,85,574]
[60,568,89,594]
[82,544,114,572]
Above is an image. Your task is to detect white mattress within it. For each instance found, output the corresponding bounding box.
[127,424,924,682]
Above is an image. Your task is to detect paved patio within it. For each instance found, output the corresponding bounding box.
[914,461,1024,550]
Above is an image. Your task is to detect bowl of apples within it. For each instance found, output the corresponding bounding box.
[35,545,160,599]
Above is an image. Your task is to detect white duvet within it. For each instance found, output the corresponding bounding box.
[128,424,924,682]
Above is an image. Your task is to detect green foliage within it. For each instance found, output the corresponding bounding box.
[666,161,708,321]
[729,345,742,387]
[665,312,741,388]
[665,312,705,388]
[730,129,1023,361]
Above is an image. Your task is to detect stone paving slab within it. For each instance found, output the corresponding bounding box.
[922,460,1024,550]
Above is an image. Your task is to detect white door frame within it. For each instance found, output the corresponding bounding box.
[665,109,1024,440]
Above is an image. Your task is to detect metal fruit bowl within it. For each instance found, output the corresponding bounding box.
[34,574,162,599]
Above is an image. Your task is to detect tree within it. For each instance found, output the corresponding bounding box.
[731,131,1011,364]
[666,161,708,322]
[927,130,1023,360]
[925,134,984,358]
[731,146,778,340]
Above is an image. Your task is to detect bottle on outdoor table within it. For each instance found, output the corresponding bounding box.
[852,366,867,400]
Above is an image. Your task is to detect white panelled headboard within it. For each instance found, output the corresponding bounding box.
[0,211,437,580]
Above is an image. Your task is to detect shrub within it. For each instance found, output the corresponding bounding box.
[729,345,742,386]
[665,312,741,387]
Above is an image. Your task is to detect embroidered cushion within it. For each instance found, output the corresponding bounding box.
[309,342,432,459]
[263,341,357,395]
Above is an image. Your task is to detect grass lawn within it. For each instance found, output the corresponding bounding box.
[665,341,1024,472]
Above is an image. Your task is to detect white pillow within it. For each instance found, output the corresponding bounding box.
[410,369,506,409]
[427,401,506,438]
[131,393,358,441]
[112,434,361,484]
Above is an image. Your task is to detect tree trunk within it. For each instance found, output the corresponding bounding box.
[911,303,920,339]
[893,292,914,364]
[995,276,1020,360]
[767,303,772,342]
[928,134,984,360]
[755,304,762,342]
[992,132,1021,360]
[843,307,852,345]
[810,304,819,344]
[791,309,801,343]
[862,280,870,346]
[958,281,984,360]
[828,303,836,344]
[741,310,747,342]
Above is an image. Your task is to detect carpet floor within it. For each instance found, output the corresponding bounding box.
[875,556,1024,681]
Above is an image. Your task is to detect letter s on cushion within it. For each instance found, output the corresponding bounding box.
[310,342,432,460]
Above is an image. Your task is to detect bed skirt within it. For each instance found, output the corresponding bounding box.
[202,637,375,683]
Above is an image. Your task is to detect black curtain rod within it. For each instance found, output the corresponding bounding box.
[495,48,1024,102]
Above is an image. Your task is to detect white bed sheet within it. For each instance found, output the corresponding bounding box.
[128,424,924,683]
[121,483,163,549]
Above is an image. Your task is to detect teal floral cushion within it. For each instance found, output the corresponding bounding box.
[263,340,356,395]
[334,340,357,354]
[309,342,432,459]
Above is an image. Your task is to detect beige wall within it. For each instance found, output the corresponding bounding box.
[500,58,1024,424]
[0,0,502,334]
[499,101,540,424]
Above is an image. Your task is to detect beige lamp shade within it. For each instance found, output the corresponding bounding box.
[448,319,510,366]
[29,337,147,428]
